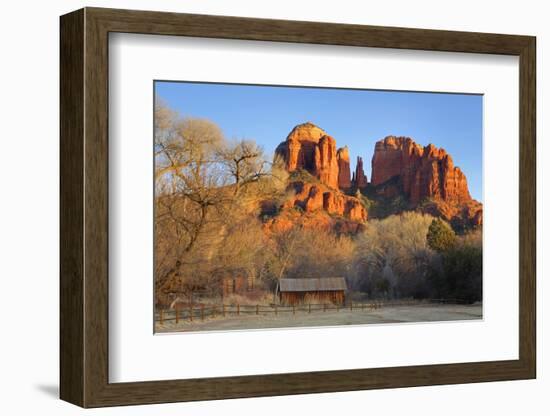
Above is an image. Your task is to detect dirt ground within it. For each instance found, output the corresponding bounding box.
[155,303,482,333]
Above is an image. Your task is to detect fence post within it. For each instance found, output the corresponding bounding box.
[336,303,339,312]
[350,302,353,311]
[222,304,226,317]
[275,305,278,316]
[292,305,296,315]
[256,304,259,315]
[237,304,240,316]
[201,304,205,321]
[189,305,193,322]
[175,305,179,324]
[159,309,164,325]
[308,303,311,313]
[323,303,326,312]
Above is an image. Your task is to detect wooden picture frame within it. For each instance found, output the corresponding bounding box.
[60,7,536,408]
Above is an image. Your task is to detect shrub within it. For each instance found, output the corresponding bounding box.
[288,169,319,184]
[426,242,482,303]
[426,218,457,252]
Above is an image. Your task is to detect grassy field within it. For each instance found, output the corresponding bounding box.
[155,303,482,333]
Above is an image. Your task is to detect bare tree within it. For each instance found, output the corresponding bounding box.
[353,211,435,298]
[154,101,282,305]
[216,140,271,196]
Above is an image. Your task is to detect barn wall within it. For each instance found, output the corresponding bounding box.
[279,290,345,306]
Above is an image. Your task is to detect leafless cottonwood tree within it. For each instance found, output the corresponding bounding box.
[154,100,286,305]
[351,212,435,298]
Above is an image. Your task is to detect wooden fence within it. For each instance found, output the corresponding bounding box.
[155,298,468,325]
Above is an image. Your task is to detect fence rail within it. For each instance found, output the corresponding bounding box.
[155,298,470,325]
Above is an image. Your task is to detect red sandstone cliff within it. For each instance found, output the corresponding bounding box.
[336,146,351,190]
[271,123,368,233]
[315,135,339,189]
[352,156,368,190]
[271,125,481,232]
[371,136,471,204]
[370,136,481,226]
[276,122,327,172]
[275,122,341,190]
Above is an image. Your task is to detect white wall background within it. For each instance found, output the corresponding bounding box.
[0,0,546,414]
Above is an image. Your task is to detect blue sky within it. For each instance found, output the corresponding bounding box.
[155,81,483,201]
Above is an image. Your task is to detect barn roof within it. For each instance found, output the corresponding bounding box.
[278,277,347,292]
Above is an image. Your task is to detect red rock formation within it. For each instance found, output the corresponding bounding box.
[323,191,346,215]
[472,209,483,227]
[314,135,339,189]
[320,190,367,222]
[371,136,471,205]
[336,147,351,190]
[263,208,365,235]
[273,127,481,231]
[282,181,314,210]
[286,137,303,172]
[275,122,328,172]
[420,199,483,229]
[282,181,367,223]
[271,123,369,234]
[275,123,341,190]
[352,156,368,190]
[370,136,420,186]
[304,185,324,212]
[345,200,367,222]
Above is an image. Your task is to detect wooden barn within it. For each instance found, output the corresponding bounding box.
[276,277,347,306]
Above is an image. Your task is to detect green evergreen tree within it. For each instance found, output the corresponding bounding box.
[426,218,456,252]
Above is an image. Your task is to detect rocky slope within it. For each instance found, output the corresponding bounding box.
[264,179,367,234]
[281,181,367,222]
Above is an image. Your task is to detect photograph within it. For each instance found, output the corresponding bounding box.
[153,81,484,333]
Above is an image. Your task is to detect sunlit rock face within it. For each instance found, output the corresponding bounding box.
[275,122,327,172]
[275,122,340,190]
[282,181,367,222]
[352,156,368,190]
[370,135,481,227]
[273,125,481,232]
[371,136,471,204]
[336,146,351,190]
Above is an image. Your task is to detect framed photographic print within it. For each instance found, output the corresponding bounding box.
[60,7,536,408]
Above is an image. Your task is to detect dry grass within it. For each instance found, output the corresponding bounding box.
[156,303,483,333]
[222,291,275,306]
